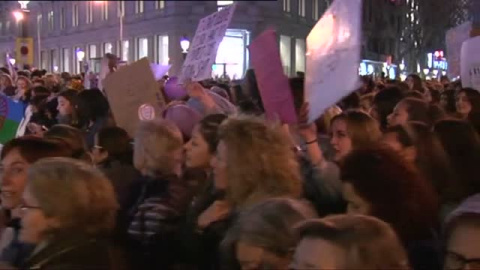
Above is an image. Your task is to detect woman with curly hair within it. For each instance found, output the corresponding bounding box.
[340,144,441,270]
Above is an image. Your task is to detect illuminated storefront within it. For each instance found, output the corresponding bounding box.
[359,59,398,79]
[213,29,250,80]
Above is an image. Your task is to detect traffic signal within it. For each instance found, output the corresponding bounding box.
[15,37,34,67]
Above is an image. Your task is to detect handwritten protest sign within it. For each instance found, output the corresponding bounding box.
[461,36,480,91]
[179,4,236,82]
[104,58,168,137]
[305,0,362,122]
[249,28,297,124]
[0,94,25,145]
[446,21,472,79]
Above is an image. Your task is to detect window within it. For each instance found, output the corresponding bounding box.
[48,11,54,30]
[5,21,10,33]
[74,46,82,74]
[0,22,3,35]
[118,1,125,17]
[137,37,148,59]
[283,0,291,12]
[102,2,108,21]
[73,4,79,27]
[86,2,93,24]
[41,50,47,70]
[89,44,97,59]
[60,7,65,29]
[122,40,129,62]
[214,29,250,80]
[280,35,291,75]
[295,39,306,72]
[312,0,319,20]
[62,48,70,72]
[217,0,233,11]
[50,49,58,72]
[135,1,144,14]
[104,42,113,54]
[157,35,169,65]
[155,1,165,9]
[298,0,305,17]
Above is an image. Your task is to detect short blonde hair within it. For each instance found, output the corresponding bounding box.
[27,158,118,236]
[218,116,302,208]
[134,119,183,177]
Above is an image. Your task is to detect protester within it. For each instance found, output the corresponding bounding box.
[387,97,445,128]
[290,215,409,270]
[43,124,92,163]
[370,86,404,131]
[0,74,15,96]
[221,198,317,270]
[443,194,480,270]
[56,89,87,129]
[13,76,31,102]
[0,137,72,267]
[19,158,118,269]
[127,119,192,269]
[456,88,480,120]
[440,89,457,116]
[341,144,441,270]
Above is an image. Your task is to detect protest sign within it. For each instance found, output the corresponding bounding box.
[305,0,362,122]
[179,4,236,82]
[150,63,171,81]
[249,28,297,124]
[104,58,169,137]
[446,21,472,79]
[461,36,480,91]
[0,95,25,145]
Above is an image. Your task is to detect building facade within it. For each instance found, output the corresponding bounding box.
[0,0,330,79]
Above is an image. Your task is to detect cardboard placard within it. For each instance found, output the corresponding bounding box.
[461,36,480,91]
[104,58,168,137]
[446,21,472,79]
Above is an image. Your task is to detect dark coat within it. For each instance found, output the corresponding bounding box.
[20,234,113,270]
[0,218,35,268]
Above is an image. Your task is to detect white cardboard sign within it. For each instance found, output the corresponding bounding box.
[179,4,236,82]
[305,0,363,122]
[446,21,472,79]
[461,36,480,91]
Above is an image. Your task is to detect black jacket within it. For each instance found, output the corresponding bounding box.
[20,234,113,270]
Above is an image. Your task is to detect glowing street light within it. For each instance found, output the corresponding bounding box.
[9,58,16,66]
[180,37,190,54]
[13,11,24,22]
[76,49,85,62]
[423,68,430,76]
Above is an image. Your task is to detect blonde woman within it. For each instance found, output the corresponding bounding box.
[213,115,302,210]
[128,119,192,269]
[14,75,32,101]
[19,158,118,269]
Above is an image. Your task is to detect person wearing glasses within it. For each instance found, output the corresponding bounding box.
[0,137,72,267]
[444,194,480,270]
[18,158,119,269]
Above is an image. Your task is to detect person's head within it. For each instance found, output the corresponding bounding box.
[44,124,91,162]
[340,144,439,243]
[338,92,360,111]
[434,120,480,202]
[440,75,450,86]
[0,74,13,87]
[222,198,317,270]
[329,110,381,162]
[444,194,480,270]
[440,89,457,115]
[92,127,132,165]
[31,86,50,99]
[359,93,375,114]
[382,122,454,202]
[184,114,228,170]
[77,88,110,123]
[216,116,301,208]
[56,89,78,116]
[16,75,32,91]
[20,158,118,244]
[133,119,183,178]
[406,74,423,91]
[290,214,409,270]
[163,104,202,142]
[32,78,45,88]
[0,137,72,210]
[387,97,445,128]
[456,88,480,118]
[370,86,404,130]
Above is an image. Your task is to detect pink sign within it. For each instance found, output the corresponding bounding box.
[249,29,298,124]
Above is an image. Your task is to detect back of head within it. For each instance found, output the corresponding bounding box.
[219,116,301,207]
[44,124,90,161]
[400,97,445,127]
[198,113,228,153]
[134,119,183,177]
[341,144,439,242]
[332,110,382,149]
[97,126,132,163]
[222,198,317,269]
[294,214,409,269]
[163,104,202,142]
[77,88,110,122]
[1,136,73,163]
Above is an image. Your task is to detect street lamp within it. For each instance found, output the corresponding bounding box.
[423,68,430,76]
[180,37,190,60]
[76,49,85,73]
[9,58,16,66]
[13,11,24,22]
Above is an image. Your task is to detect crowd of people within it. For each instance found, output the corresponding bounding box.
[0,60,480,270]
